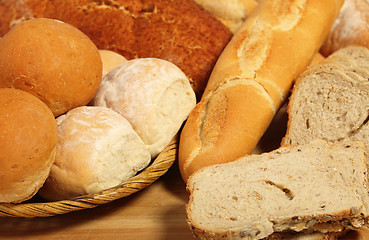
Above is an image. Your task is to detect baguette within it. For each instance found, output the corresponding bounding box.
[178,0,344,182]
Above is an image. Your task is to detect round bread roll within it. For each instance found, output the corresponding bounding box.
[0,88,58,203]
[92,58,196,158]
[0,18,102,117]
[38,106,151,201]
[99,50,127,76]
[320,0,369,57]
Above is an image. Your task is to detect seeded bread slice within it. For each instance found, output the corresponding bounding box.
[282,46,369,152]
[186,140,369,240]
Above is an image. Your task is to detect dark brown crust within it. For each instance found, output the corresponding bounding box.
[0,0,232,100]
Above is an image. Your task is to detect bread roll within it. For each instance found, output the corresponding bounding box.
[0,88,58,203]
[0,18,102,116]
[194,0,259,33]
[178,0,344,182]
[0,0,232,100]
[99,50,127,76]
[38,106,151,201]
[93,58,196,158]
[320,0,369,57]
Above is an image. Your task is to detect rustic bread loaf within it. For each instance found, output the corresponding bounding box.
[186,140,369,240]
[178,0,344,182]
[93,58,196,158]
[38,106,151,201]
[320,0,369,57]
[193,0,259,33]
[282,46,369,151]
[0,18,102,117]
[0,88,58,203]
[0,0,232,99]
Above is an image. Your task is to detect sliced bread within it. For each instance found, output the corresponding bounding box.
[186,140,369,240]
[282,46,369,152]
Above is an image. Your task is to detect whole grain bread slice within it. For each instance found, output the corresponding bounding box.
[186,140,369,240]
[282,46,369,152]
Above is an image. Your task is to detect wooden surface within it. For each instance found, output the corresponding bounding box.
[0,163,193,240]
[0,106,369,240]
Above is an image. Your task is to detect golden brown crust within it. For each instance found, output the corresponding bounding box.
[0,0,232,100]
[0,18,102,116]
[98,50,127,76]
[179,0,344,182]
[0,88,58,203]
[179,81,275,180]
[310,53,326,67]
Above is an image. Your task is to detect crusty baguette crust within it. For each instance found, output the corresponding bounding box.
[0,0,232,100]
[178,0,344,182]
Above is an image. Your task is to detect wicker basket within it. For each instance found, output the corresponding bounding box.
[0,136,178,218]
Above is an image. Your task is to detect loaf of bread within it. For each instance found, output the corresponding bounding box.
[0,88,58,203]
[178,0,344,182]
[0,0,232,99]
[0,18,102,117]
[193,0,259,33]
[282,46,369,152]
[38,106,151,201]
[186,140,369,239]
[320,0,369,57]
[93,58,196,158]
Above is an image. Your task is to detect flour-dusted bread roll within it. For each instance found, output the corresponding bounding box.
[93,58,196,158]
[320,0,369,57]
[0,18,102,117]
[186,140,369,239]
[38,106,151,201]
[99,50,127,76]
[0,88,58,203]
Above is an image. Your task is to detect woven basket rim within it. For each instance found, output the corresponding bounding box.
[0,136,178,218]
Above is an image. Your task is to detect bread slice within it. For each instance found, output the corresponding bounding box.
[282,46,369,151]
[186,140,369,239]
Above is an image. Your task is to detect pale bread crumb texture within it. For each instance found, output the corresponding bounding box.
[38,106,151,201]
[92,58,196,158]
[282,46,369,155]
[186,140,369,240]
